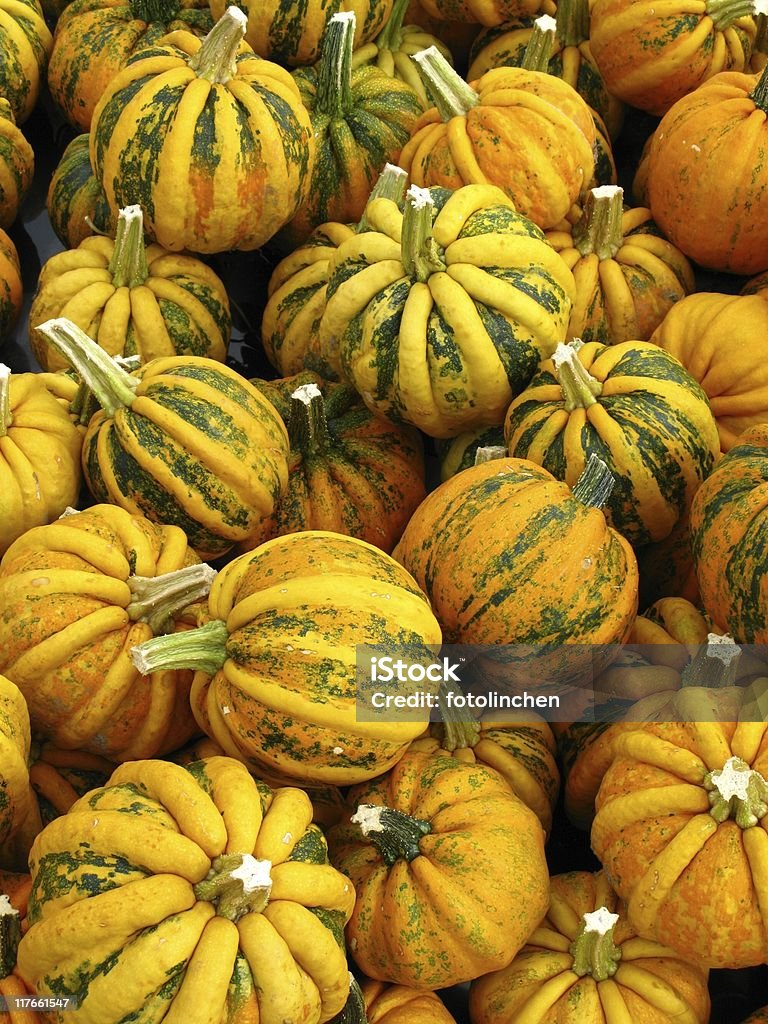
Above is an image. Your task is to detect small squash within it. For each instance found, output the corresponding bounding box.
[0,675,41,873]
[435,425,507,480]
[0,228,22,345]
[415,0,543,25]
[0,98,33,229]
[46,133,114,249]
[0,0,53,124]
[362,978,457,1022]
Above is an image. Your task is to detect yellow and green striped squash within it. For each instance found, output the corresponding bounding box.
[0,675,41,872]
[504,340,721,547]
[434,423,506,480]
[46,133,114,249]
[0,228,22,345]
[17,756,356,1022]
[0,0,52,124]
[90,7,314,254]
[0,98,33,230]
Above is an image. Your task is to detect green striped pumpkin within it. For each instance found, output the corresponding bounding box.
[89,7,314,254]
[0,0,52,124]
[435,424,507,480]
[504,340,720,547]
[0,98,33,229]
[46,133,114,248]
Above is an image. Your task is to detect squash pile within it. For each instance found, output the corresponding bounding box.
[3,0,768,1020]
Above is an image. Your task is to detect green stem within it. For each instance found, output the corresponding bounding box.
[705,756,768,829]
[474,445,508,465]
[0,364,12,436]
[130,619,229,676]
[188,5,246,84]
[316,11,356,118]
[287,382,331,451]
[126,563,217,635]
[109,206,149,289]
[705,0,760,30]
[571,453,615,509]
[572,186,625,260]
[351,804,431,867]
[412,45,479,119]
[434,680,481,750]
[376,0,410,50]
[34,319,138,418]
[552,343,603,411]
[569,907,622,981]
[750,60,768,113]
[681,634,742,688]
[401,185,446,282]
[521,14,557,72]
[70,355,140,425]
[194,853,272,921]
[555,0,590,47]
[0,896,21,979]
[328,975,368,1024]
[356,163,408,233]
[129,0,181,22]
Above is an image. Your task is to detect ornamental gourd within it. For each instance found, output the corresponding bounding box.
[17,757,356,1022]
[0,676,41,873]
[46,134,113,249]
[0,229,22,345]
[0,0,53,123]
[0,98,33,229]
[416,0,544,25]
[319,183,575,437]
[435,425,506,480]
[503,340,720,546]
[361,978,458,1023]
[129,532,443,786]
[90,6,314,253]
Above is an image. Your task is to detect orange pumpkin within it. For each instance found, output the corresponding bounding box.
[0,228,22,344]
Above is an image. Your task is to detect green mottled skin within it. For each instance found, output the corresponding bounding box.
[28,848,150,925]
[47,134,113,247]
[0,0,52,123]
[435,423,507,480]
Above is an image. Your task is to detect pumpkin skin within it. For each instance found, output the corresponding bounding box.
[241,371,427,554]
[48,0,214,132]
[503,340,720,547]
[589,0,757,116]
[0,228,22,344]
[17,756,356,1023]
[0,98,33,229]
[644,68,768,274]
[0,675,41,873]
[743,1010,768,1023]
[328,749,550,989]
[0,504,206,761]
[319,184,576,437]
[417,0,542,25]
[29,206,232,371]
[362,978,457,1022]
[591,721,768,969]
[468,870,711,1024]
[435,424,507,480]
[90,9,314,254]
[46,133,114,249]
[0,0,53,124]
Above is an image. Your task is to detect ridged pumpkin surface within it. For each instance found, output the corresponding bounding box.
[0,675,41,872]
[17,757,356,1022]
[417,0,542,26]
[0,98,33,229]
[329,749,550,989]
[0,0,52,124]
[435,423,506,480]
[0,504,203,760]
[362,979,457,1023]
[0,228,22,344]
[46,134,113,249]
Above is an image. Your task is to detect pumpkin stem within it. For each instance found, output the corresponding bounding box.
[188,5,246,84]
[351,804,431,867]
[680,633,742,688]
[331,974,368,1024]
[316,11,356,118]
[569,907,622,982]
[356,163,408,233]
[126,563,217,634]
[194,853,272,921]
[570,453,615,509]
[376,0,410,51]
[34,319,138,417]
[521,14,557,72]
[0,364,12,437]
[109,206,149,289]
[555,0,590,47]
[474,445,508,464]
[130,618,229,676]
[704,756,768,829]
[287,382,332,451]
[70,354,140,425]
[435,680,482,750]
[401,185,447,282]
[0,896,22,980]
[552,342,603,411]
[750,60,768,113]
[412,45,479,119]
[705,0,763,30]
[129,0,181,23]
[572,186,625,260]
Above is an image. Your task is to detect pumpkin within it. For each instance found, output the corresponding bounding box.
[752,10,768,67]
[545,186,695,344]
[0,365,84,557]
[48,0,214,132]
[0,675,41,873]
[503,339,720,547]
[210,0,393,66]
[0,228,22,345]
[650,291,768,452]
[261,161,408,379]
[435,424,506,480]
[277,12,423,249]
[36,318,290,560]
[589,0,758,116]
[130,531,444,786]
[405,0,485,67]
[328,748,550,989]
[241,371,426,554]
[362,978,458,1022]
[319,183,575,436]
[644,65,768,274]
[591,721,768,968]
[0,99,33,229]
[635,510,700,610]
[469,870,711,1024]
[46,133,114,249]
[17,756,356,1022]
[690,423,768,642]
[743,1009,768,1023]
[0,503,212,761]
[90,7,314,254]
[0,0,53,124]
[30,204,231,371]
[416,0,543,25]
[28,744,113,827]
